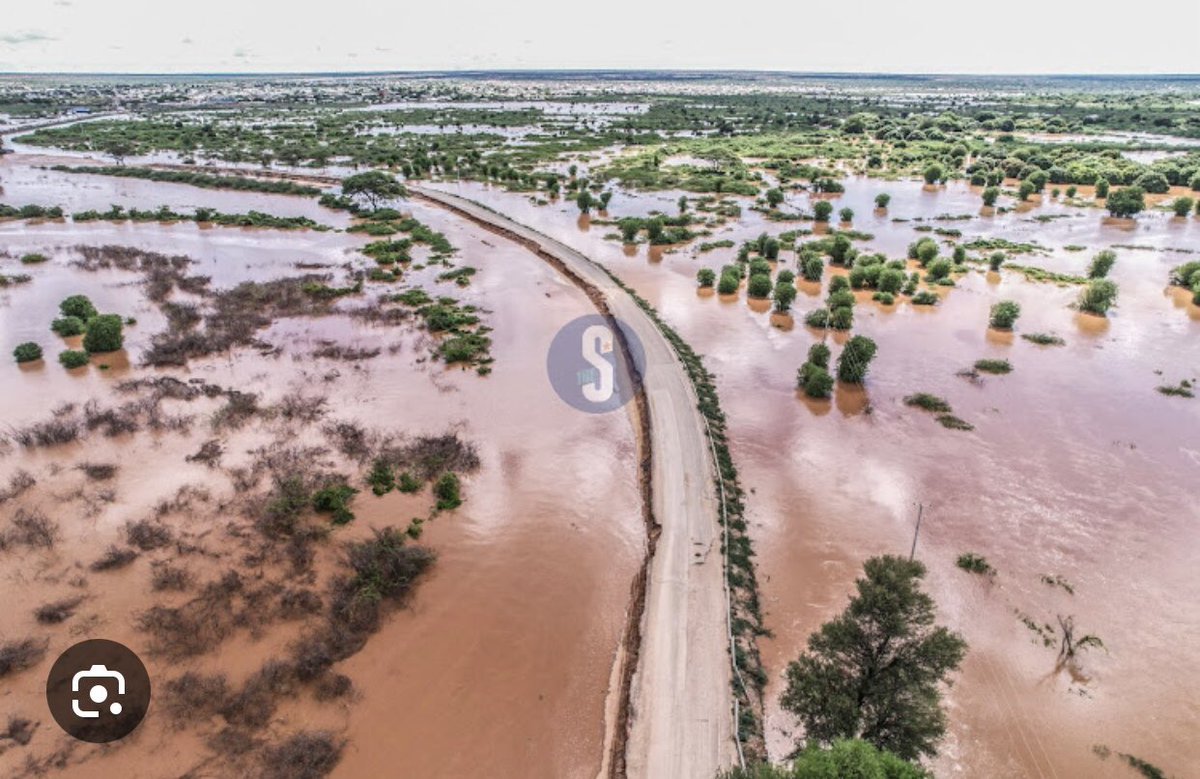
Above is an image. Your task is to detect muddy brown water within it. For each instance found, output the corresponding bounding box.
[1,159,643,777]
[427,177,1200,778]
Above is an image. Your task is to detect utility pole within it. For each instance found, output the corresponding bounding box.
[909,503,925,561]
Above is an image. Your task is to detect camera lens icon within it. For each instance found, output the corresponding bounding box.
[72,664,127,718]
[47,639,150,743]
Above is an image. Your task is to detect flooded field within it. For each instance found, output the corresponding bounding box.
[0,159,643,777]
[424,175,1200,777]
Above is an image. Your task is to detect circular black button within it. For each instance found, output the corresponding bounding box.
[45,639,151,743]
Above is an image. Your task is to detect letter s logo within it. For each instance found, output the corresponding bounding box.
[581,324,615,404]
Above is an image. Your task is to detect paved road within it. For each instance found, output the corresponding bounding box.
[412,186,734,779]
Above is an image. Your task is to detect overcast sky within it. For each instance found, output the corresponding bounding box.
[2,0,1197,74]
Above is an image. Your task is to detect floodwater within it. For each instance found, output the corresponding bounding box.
[0,159,643,777]
[428,175,1200,778]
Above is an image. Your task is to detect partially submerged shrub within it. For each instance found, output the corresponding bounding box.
[13,342,43,363]
[836,336,877,384]
[956,553,994,575]
[989,300,1021,329]
[4,508,59,549]
[904,393,952,413]
[974,359,1012,375]
[126,519,174,551]
[936,414,974,431]
[262,731,344,779]
[51,316,85,337]
[1022,332,1065,346]
[1078,279,1118,315]
[59,349,89,369]
[82,313,124,353]
[0,638,47,678]
[312,483,358,525]
[59,294,98,321]
[433,473,462,510]
[35,597,84,625]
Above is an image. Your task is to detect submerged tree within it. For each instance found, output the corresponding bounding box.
[813,200,834,222]
[766,188,785,208]
[1078,279,1119,315]
[781,556,967,762]
[836,336,877,383]
[874,192,891,210]
[342,171,406,211]
[1105,186,1145,218]
[981,186,1000,207]
[1087,250,1117,279]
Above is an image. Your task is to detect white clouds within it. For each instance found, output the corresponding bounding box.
[1,0,1197,74]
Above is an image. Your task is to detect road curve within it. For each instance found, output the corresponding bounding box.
[411,186,734,779]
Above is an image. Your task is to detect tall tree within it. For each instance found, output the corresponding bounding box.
[342,171,406,211]
[781,556,967,762]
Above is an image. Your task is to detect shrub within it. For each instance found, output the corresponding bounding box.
[1094,178,1110,199]
[35,597,84,625]
[749,258,772,277]
[839,207,854,223]
[878,268,905,294]
[433,473,462,510]
[904,393,952,413]
[1106,187,1145,218]
[1066,186,1078,198]
[1022,332,1065,346]
[1088,250,1116,279]
[981,186,1000,207]
[90,545,138,571]
[801,366,834,399]
[777,269,796,285]
[988,252,1005,271]
[20,253,48,264]
[874,193,891,209]
[829,306,854,330]
[956,553,994,575]
[937,414,974,431]
[805,308,830,328]
[813,201,833,222]
[1173,197,1195,217]
[807,342,831,369]
[914,238,939,266]
[923,163,944,185]
[397,471,421,493]
[1078,279,1118,315]
[82,313,124,353]
[989,300,1021,329]
[263,731,344,779]
[926,259,952,282]
[874,291,895,304]
[697,268,716,288]
[51,316,85,336]
[911,291,939,306]
[59,350,89,369]
[974,359,1012,375]
[13,342,42,363]
[1018,181,1035,201]
[827,291,855,312]
[773,283,797,312]
[837,336,877,383]
[717,273,739,295]
[59,294,98,320]
[312,484,357,525]
[367,459,395,495]
[802,255,824,282]
[1134,171,1170,194]
[828,275,850,294]
[0,638,47,678]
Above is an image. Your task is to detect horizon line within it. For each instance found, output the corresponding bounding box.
[1,68,1199,79]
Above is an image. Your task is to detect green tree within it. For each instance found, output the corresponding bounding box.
[619,219,640,242]
[1087,250,1116,279]
[718,740,928,779]
[102,139,134,166]
[874,193,891,210]
[342,171,406,211]
[813,201,834,222]
[13,342,43,363]
[836,336,877,383]
[1078,279,1118,315]
[773,282,798,312]
[1105,187,1145,218]
[1172,196,1194,217]
[1017,180,1035,201]
[802,255,824,282]
[677,195,688,213]
[878,268,905,294]
[718,273,740,295]
[766,188,785,208]
[60,294,98,321]
[781,556,967,761]
[599,191,613,210]
[989,300,1021,329]
[764,238,781,260]
[748,274,773,299]
[922,163,944,185]
[1094,177,1110,199]
[576,190,594,214]
[1134,171,1170,194]
[697,268,716,288]
[840,207,855,223]
[915,240,938,267]
[59,349,89,368]
[988,252,1005,271]
[981,186,1000,207]
[82,314,124,353]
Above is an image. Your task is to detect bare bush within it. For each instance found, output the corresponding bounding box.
[90,545,139,572]
[313,673,353,702]
[150,562,193,592]
[35,597,84,625]
[276,392,329,423]
[0,470,36,503]
[212,392,260,430]
[138,571,243,658]
[382,433,480,480]
[76,462,118,481]
[163,672,230,721]
[310,342,382,362]
[126,519,173,551]
[4,508,60,549]
[186,439,224,467]
[1,716,37,746]
[0,638,47,678]
[262,731,344,779]
[278,589,323,620]
[322,421,371,462]
[221,660,296,730]
[10,411,81,448]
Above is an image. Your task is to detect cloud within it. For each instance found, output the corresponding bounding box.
[233,48,251,59]
[0,31,55,46]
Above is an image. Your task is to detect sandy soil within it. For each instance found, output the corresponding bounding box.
[412,186,736,779]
